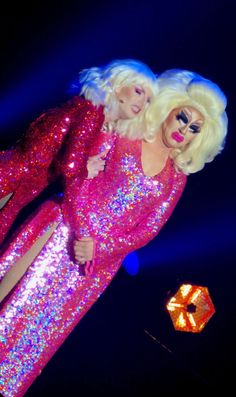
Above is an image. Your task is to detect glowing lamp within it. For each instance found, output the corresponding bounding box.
[166,284,216,333]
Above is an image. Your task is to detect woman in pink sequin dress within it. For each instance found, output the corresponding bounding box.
[0,59,157,246]
[0,69,228,397]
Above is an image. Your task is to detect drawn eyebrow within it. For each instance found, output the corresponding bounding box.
[182,108,192,119]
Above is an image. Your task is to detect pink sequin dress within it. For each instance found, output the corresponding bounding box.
[0,112,187,396]
[0,96,103,246]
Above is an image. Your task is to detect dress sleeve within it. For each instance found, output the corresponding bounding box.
[58,102,105,179]
[0,97,91,246]
[0,148,25,198]
[95,172,187,262]
[21,96,89,174]
[60,104,106,238]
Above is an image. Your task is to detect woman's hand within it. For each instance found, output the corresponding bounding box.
[74,236,94,263]
[86,149,109,179]
[73,237,95,275]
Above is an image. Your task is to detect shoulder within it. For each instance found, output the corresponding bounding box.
[169,160,188,190]
[65,96,105,123]
[174,169,187,192]
[64,95,103,113]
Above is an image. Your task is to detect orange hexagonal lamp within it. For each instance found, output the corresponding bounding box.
[166,284,216,333]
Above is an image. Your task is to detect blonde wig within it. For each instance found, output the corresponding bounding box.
[145,69,228,174]
[72,59,158,139]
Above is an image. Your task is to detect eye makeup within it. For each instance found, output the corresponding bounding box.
[135,86,144,95]
[189,124,201,133]
[176,110,202,133]
[176,110,188,124]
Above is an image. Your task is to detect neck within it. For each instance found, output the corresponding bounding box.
[145,128,172,157]
[105,114,115,123]
[104,105,120,123]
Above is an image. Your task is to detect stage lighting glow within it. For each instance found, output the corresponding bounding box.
[122,251,140,276]
[166,284,215,333]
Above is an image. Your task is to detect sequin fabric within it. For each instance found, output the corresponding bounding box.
[0,125,186,396]
[0,96,104,246]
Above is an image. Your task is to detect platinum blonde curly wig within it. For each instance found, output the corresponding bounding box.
[73,59,159,139]
[145,69,228,174]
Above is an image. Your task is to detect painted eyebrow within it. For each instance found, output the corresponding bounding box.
[189,117,204,127]
[183,108,204,125]
[182,108,192,116]
[182,108,192,119]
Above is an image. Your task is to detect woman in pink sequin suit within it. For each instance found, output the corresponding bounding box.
[0,69,228,397]
[0,96,92,246]
[0,59,157,246]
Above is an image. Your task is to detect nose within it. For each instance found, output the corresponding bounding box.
[179,124,188,134]
[137,94,147,109]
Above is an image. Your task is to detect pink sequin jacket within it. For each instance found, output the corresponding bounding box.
[60,118,187,267]
[0,95,187,266]
[0,102,187,397]
[0,96,104,245]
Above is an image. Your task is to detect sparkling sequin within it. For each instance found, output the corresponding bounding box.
[0,118,186,397]
[0,96,104,246]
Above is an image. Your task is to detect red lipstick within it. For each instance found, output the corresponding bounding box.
[171,131,184,142]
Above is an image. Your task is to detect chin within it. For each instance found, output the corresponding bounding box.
[129,112,139,119]
[122,114,135,120]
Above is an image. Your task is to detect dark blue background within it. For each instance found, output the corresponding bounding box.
[0,0,235,395]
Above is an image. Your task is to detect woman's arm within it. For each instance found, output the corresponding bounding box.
[72,172,187,275]
[58,102,104,179]
[95,173,187,261]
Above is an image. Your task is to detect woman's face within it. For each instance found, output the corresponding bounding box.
[161,106,204,149]
[115,84,152,120]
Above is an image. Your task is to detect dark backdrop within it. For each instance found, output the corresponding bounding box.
[0,1,235,395]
